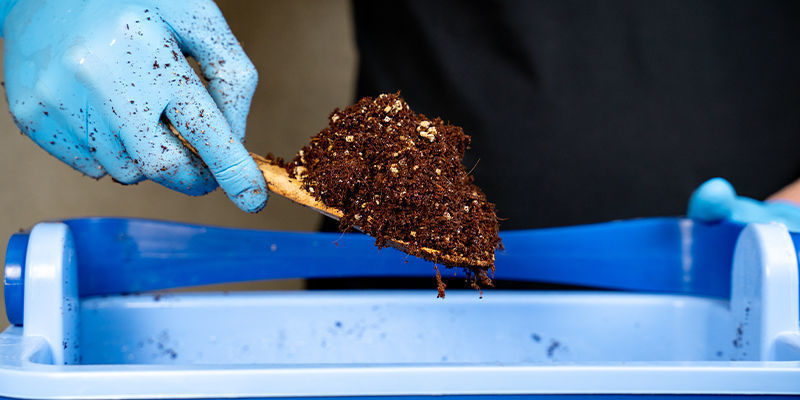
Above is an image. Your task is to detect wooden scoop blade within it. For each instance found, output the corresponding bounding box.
[251,154,493,268]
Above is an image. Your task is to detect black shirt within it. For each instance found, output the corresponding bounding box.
[353,0,800,230]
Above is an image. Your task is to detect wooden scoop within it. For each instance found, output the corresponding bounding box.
[167,124,491,268]
[250,154,493,268]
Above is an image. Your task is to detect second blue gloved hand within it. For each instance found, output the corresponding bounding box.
[1,0,267,212]
[688,178,800,232]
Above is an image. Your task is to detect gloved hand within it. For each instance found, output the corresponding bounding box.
[1,0,268,212]
[688,177,800,232]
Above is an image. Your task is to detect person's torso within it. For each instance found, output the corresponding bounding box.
[353,0,800,229]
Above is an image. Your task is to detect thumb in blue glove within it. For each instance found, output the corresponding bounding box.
[688,177,800,232]
[1,0,267,212]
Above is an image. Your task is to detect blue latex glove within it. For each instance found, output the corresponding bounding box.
[688,177,800,232]
[1,0,267,212]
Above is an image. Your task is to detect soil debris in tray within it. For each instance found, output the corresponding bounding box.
[284,92,502,296]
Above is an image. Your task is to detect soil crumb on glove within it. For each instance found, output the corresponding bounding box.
[285,93,502,297]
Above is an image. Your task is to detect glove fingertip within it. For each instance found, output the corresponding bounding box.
[688,177,736,221]
[232,186,268,213]
[210,154,268,213]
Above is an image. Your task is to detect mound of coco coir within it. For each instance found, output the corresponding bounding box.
[285,93,502,297]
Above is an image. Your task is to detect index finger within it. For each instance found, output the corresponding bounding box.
[166,79,267,213]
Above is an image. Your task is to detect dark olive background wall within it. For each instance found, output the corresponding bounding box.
[0,0,357,328]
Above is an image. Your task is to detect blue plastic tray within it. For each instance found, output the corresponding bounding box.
[0,217,799,399]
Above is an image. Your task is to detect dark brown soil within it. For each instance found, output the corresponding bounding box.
[285,93,502,296]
